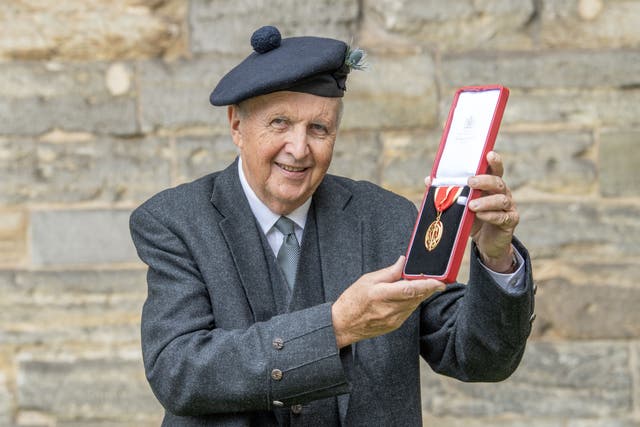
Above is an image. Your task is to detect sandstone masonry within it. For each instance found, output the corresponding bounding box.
[1,1,639,425]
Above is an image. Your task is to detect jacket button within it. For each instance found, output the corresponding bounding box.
[272,338,284,350]
[271,369,283,381]
[291,404,303,414]
[272,400,284,407]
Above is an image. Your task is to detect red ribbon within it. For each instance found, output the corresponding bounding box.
[434,186,463,213]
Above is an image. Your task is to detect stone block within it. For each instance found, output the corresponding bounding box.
[540,1,640,49]
[441,51,640,90]
[0,210,27,265]
[586,89,640,127]
[17,354,161,421]
[567,418,640,427]
[423,420,640,427]
[599,130,640,197]
[30,210,139,266]
[362,0,535,52]
[0,269,146,346]
[422,416,563,427]
[532,275,640,339]
[532,258,640,290]
[1,136,171,204]
[422,419,640,427]
[0,138,36,203]
[0,62,138,136]
[379,130,440,199]
[498,131,596,194]
[139,58,233,132]
[486,89,640,130]
[57,420,162,427]
[328,131,381,184]
[0,95,138,138]
[0,373,10,427]
[175,134,237,183]
[341,53,438,130]
[635,343,640,419]
[517,201,640,259]
[14,410,55,427]
[421,341,632,418]
[1,320,140,348]
[189,0,359,55]
[0,0,185,60]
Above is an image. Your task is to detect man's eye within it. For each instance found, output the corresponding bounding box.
[270,118,288,128]
[310,123,328,135]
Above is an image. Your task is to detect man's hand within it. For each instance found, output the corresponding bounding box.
[467,151,519,273]
[331,256,446,349]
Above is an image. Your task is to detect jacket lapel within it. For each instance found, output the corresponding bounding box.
[210,160,277,322]
[313,176,363,304]
[313,176,363,425]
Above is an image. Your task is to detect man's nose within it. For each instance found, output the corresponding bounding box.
[285,126,309,158]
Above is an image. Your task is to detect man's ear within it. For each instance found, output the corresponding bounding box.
[228,105,242,148]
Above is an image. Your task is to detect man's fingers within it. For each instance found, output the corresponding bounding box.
[473,210,519,229]
[468,193,512,212]
[486,151,504,178]
[468,151,509,194]
[468,175,508,194]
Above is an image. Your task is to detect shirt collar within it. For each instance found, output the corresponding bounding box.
[237,157,311,234]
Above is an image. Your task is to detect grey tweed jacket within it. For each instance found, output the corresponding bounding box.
[129,159,535,426]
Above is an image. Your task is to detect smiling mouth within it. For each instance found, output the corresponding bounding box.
[276,162,308,173]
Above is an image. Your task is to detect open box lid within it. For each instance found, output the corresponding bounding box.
[431,87,509,187]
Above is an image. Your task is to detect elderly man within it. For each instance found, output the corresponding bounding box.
[130,26,534,426]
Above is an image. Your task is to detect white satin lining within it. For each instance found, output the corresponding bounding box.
[435,89,501,181]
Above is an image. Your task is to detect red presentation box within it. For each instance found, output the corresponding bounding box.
[402,86,509,283]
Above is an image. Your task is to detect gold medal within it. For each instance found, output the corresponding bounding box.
[425,212,444,251]
[425,186,463,251]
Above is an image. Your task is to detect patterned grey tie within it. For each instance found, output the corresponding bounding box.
[274,216,301,289]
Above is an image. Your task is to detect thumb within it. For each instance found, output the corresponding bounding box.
[368,255,405,283]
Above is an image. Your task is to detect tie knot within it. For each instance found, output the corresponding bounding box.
[274,216,296,236]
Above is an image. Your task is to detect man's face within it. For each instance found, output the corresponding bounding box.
[229,91,341,215]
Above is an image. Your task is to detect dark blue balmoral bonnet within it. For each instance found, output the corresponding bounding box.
[210,26,366,106]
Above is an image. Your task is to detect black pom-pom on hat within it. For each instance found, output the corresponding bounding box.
[251,26,281,54]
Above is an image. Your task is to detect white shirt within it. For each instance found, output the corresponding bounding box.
[237,159,525,292]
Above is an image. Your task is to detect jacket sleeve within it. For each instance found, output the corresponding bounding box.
[419,238,535,382]
[130,206,350,416]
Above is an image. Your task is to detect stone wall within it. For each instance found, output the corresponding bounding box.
[0,0,639,425]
